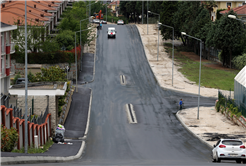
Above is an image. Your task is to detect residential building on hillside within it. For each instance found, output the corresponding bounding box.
[220,4,246,20]
[215,0,245,9]
[0,22,17,95]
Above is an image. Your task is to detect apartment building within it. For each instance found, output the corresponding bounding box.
[0,22,17,95]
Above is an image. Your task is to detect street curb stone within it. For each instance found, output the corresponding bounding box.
[1,141,85,165]
[176,111,213,149]
[82,89,93,139]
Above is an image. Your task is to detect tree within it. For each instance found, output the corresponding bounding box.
[11,19,47,53]
[34,66,67,82]
[160,1,178,40]
[56,30,77,51]
[206,10,246,68]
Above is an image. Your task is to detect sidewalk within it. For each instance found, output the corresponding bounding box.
[136,24,245,149]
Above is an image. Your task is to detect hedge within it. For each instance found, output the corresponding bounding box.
[12,51,75,64]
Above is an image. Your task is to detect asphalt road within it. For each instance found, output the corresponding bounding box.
[9,24,237,166]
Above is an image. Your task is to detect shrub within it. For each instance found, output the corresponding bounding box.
[13,74,21,85]
[28,71,36,82]
[1,125,19,152]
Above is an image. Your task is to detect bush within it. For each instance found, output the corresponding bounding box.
[1,125,19,152]
[11,51,75,64]
[28,71,36,82]
[232,53,246,70]
[13,74,21,85]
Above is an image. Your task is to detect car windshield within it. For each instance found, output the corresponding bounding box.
[109,30,115,33]
[222,140,243,146]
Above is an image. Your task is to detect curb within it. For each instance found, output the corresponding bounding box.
[82,89,93,139]
[135,25,217,99]
[1,141,85,165]
[176,111,213,149]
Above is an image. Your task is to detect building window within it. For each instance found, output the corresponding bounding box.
[227,2,232,7]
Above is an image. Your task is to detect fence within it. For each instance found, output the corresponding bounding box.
[188,39,221,62]
[218,90,246,117]
[1,104,51,150]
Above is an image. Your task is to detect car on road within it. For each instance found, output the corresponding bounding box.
[102,20,107,24]
[93,19,100,24]
[212,139,246,163]
[117,20,124,25]
[107,27,116,38]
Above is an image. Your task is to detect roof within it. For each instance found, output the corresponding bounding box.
[235,66,246,86]
[220,5,246,15]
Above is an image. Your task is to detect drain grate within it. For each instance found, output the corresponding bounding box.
[125,104,137,124]
[120,75,126,85]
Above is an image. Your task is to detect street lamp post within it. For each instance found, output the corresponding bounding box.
[158,23,174,87]
[24,0,28,154]
[148,11,160,61]
[80,18,89,71]
[181,32,202,120]
[147,0,148,35]
[228,14,246,22]
[86,1,97,20]
[75,27,91,92]
[142,1,143,24]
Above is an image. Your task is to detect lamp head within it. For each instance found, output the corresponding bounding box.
[228,15,236,19]
[181,32,186,35]
[148,11,151,13]
[158,22,162,25]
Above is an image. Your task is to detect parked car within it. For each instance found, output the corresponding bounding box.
[102,20,107,24]
[16,78,29,84]
[93,19,100,24]
[107,27,116,38]
[212,139,246,163]
[117,20,124,25]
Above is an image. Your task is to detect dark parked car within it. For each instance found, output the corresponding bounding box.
[16,78,28,84]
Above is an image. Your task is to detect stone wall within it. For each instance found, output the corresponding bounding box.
[17,95,57,134]
[11,59,79,80]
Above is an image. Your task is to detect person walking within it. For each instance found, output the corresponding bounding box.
[179,99,183,110]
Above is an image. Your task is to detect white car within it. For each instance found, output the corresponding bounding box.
[212,139,246,163]
[117,20,124,25]
[107,27,116,38]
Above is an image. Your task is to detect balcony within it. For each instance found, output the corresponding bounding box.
[10,42,15,54]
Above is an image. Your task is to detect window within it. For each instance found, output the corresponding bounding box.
[227,2,232,7]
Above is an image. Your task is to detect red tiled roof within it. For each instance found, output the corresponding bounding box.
[220,5,246,15]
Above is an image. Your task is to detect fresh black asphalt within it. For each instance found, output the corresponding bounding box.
[4,25,237,166]
[64,87,91,138]
[78,53,94,84]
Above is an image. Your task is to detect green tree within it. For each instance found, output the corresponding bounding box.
[56,30,77,51]
[206,10,246,68]
[160,1,178,40]
[34,66,67,82]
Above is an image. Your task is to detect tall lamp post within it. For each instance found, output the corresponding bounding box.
[80,18,90,71]
[158,22,174,86]
[24,0,28,154]
[86,2,97,19]
[147,0,148,34]
[148,11,160,61]
[75,27,91,92]
[228,15,246,22]
[181,32,202,120]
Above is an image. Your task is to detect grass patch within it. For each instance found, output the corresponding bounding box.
[12,139,53,154]
[164,44,238,91]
